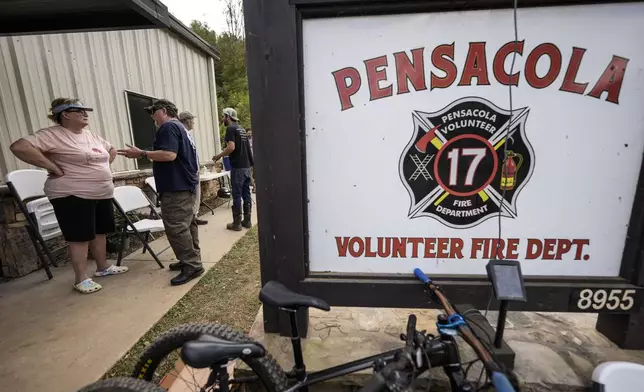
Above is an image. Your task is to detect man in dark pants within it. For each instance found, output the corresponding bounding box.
[212,107,253,231]
[118,99,203,285]
[178,111,208,226]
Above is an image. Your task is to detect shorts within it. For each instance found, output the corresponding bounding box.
[49,196,116,242]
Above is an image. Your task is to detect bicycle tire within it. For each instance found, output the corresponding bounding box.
[77,377,166,392]
[132,323,289,392]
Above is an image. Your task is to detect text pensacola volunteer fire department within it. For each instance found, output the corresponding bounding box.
[322,40,628,260]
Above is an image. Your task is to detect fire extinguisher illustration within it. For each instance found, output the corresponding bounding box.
[500,150,523,191]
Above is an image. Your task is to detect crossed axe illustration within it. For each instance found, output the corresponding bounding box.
[415,124,442,153]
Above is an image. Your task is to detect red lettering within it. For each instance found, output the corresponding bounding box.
[587,56,629,104]
[491,238,506,259]
[394,48,427,94]
[348,237,365,257]
[471,238,485,258]
[424,238,437,258]
[450,238,464,259]
[482,238,491,259]
[559,47,588,95]
[493,40,524,86]
[542,239,557,260]
[525,43,562,89]
[437,238,449,258]
[364,55,393,100]
[332,67,361,111]
[430,43,457,90]
[506,238,520,259]
[458,42,490,86]
[572,239,590,260]
[408,237,423,258]
[364,237,376,257]
[377,237,391,258]
[393,237,406,258]
[526,239,542,260]
[335,237,349,257]
[555,239,572,260]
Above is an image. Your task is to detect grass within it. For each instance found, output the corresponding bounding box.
[103,224,262,378]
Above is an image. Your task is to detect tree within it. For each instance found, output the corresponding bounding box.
[223,0,244,39]
[189,5,250,143]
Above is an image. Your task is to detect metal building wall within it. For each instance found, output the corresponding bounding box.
[0,28,220,179]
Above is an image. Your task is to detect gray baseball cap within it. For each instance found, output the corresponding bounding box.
[222,107,238,121]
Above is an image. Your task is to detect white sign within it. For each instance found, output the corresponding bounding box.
[302,3,644,277]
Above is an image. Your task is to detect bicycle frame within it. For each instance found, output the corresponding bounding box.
[283,348,402,392]
[277,307,402,392]
[271,306,469,392]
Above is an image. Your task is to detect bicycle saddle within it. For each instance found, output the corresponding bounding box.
[180,334,266,368]
[259,281,330,311]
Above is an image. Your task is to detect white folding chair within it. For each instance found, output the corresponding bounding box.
[5,169,61,279]
[112,185,166,268]
[592,361,644,391]
[144,176,161,210]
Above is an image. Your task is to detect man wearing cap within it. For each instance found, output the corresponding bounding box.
[212,107,254,231]
[118,99,203,286]
[179,111,208,226]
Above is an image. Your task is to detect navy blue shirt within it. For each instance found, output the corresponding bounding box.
[152,120,198,194]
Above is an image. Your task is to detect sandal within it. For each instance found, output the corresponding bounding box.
[74,278,102,294]
[94,265,129,277]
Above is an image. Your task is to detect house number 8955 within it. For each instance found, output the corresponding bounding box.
[577,289,636,311]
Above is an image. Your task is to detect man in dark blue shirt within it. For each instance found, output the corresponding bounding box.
[118,99,203,286]
[212,107,254,231]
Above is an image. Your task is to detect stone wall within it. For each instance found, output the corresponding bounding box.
[0,199,67,278]
[0,162,224,279]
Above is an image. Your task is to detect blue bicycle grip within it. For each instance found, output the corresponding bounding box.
[491,372,516,392]
[413,268,431,283]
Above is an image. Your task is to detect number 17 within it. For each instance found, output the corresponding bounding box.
[447,148,487,186]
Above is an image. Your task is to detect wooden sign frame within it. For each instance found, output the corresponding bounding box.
[243,0,644,349]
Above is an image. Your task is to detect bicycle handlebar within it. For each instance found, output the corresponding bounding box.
[491,372,517,392]
[360,269,518,392]
[413,268,517,392]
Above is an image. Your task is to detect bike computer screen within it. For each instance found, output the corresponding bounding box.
[486,260,527,302]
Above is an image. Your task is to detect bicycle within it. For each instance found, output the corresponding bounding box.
[131,267,519,392]
[77,377,166,392]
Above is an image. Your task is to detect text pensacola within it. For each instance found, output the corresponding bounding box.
[335,236,591,261]
[332,41,629,111]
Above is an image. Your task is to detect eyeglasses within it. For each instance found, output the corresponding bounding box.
[65,109,89,116]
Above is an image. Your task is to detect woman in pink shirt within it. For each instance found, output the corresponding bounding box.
[10,98,128,294]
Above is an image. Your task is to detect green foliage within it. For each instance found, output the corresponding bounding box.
[189,17,250,146]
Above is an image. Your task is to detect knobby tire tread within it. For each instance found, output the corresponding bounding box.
[131,323,289,392]
[77,377,166,392]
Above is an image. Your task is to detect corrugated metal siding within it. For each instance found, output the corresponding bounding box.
[0,28,219,179]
